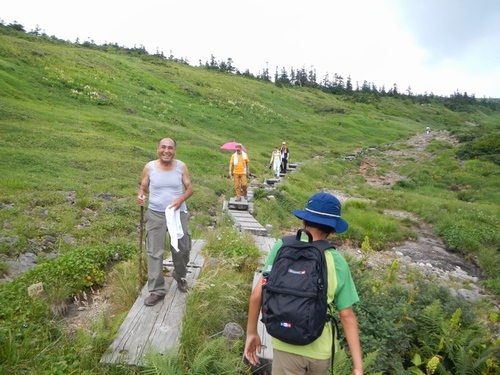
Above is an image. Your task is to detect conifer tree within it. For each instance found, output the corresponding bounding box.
[346,75,353,93]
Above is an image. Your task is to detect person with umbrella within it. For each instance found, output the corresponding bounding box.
[229,143,250,202]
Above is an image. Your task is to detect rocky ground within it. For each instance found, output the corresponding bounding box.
[333,130,495,305]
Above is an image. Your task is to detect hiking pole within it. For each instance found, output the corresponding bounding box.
[138,205,144,296]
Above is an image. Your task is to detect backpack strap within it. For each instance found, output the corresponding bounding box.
[296,228,313,242]
[312,239,334,252]
[324,247,339,373]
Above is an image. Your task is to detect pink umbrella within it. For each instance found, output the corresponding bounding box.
[220,141,246,151]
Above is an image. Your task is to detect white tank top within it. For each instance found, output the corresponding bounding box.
[148,160,187,212]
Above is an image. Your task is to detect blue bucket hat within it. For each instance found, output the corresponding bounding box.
[292,192,349,234]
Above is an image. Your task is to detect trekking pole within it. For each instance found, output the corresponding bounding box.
[138,205,144,295]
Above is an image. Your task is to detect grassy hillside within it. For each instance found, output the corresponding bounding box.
[1,25,499,374]
[0,28,426,242]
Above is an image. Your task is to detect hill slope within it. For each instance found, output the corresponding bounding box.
[1,24,499,281]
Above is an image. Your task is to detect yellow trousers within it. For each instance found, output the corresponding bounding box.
[233,174,247,198]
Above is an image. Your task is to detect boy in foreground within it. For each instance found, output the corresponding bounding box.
[244,192,363,375]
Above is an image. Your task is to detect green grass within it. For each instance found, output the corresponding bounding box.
[1,25,499,374]
[341,200,418,250]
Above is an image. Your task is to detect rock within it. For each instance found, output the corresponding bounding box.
[456,289,481,303]
[0,237,18,244]
[62,191,77,204]
[63,235,75,245]
[96,193,114,201]
[5,253,38,278]
[44,235,57,243]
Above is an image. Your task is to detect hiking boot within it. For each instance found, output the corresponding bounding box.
[235,197,241,202]
[144,293,165,306]
[176,278,189,293]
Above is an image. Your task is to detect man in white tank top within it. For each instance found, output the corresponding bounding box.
[137,138,194,306]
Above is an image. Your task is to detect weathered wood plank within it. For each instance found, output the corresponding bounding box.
[228,210,269,235]
[252,235,276,254]
[251,235,275,268]
[163,239,205,268]
[247,235,275,364]
[100,239,206,365]
[252,272,273,361]
[148,268,202,350]
[244,235,276,375]
[232,216,260,222]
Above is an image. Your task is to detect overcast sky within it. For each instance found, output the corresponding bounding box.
[2,0,500,98]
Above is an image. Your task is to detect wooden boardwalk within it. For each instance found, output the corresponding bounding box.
[100,239,205,365]
[252,235,276,270]
[250,235,276,373]
[228,210,268,236]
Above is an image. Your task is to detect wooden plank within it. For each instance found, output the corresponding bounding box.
[252,235,276,255]
[251,235,276,269]
[234,218,261,223]
[252,272,273,361]
[249,235,275,363]
[228,198,250,210]
[100,240,206,365]
[148,267,202,349]
[235,222,262,228]
[100,283,168,364]
[228,212,253,220]
[163,239,205,268]
[238,222,266,229]
[228,212,265,225]
[228,211,268,236]
[243,229,268,236]
[230,216,257,222]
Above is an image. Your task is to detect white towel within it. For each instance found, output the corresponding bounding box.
[232,151,248,165]
[165,205,184,252]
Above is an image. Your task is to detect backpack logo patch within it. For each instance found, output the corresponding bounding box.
[288,268,306,275]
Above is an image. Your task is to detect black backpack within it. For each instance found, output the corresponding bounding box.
[261,228,337,346]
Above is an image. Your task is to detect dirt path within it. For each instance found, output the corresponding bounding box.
[333,131,493,304]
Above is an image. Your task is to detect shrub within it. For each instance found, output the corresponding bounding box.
[393,179,417,190]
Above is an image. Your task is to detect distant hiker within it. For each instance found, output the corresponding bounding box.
[269,146,281,178]
[426,126,430,134]
[244,192,363,375]
[137,137,193,306]
[280,141,290,173]
[229,143,250,202]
